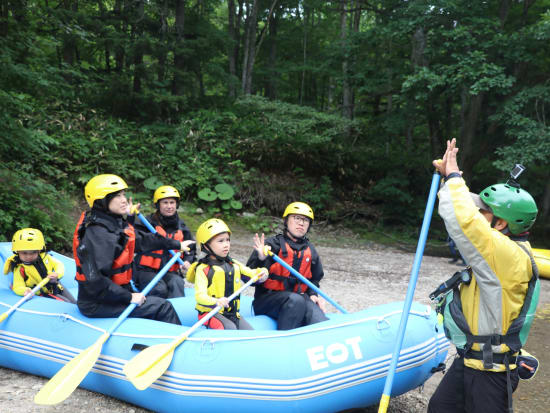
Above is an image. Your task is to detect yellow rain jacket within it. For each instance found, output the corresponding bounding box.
[3,252,65,297]
[189,258,265,316]
[438,176,534,372]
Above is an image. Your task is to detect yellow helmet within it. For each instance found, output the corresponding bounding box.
[153,185,180,203]
[196,218,231,245]
[84,174,128,207]
[283,202,314,221]
[12,228,45,252]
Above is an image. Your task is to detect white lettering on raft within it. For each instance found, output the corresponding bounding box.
[306,336,363,371]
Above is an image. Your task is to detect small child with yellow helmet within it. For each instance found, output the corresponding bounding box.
[186,218,268,330]
[3,228,76,303]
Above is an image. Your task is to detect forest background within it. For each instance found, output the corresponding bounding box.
[1,0,550,252]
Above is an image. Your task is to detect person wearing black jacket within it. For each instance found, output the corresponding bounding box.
[133,185,196,298]
[73,175,194,325]
[246,202,328,330]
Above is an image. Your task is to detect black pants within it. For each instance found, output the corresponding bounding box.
[78,296,182,325]
[200,312,254,330]
[47,284,76,304]
[253,290,328,330]
[428,356,519,413]
[133,269,186,299]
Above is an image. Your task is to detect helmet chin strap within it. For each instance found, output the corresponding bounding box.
[202,243,231,263]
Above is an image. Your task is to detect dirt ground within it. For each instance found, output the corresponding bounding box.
[1,227,549,413]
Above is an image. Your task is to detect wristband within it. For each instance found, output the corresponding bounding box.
[445,172,462,182]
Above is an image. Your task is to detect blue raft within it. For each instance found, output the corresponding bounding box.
[0,242,449,412]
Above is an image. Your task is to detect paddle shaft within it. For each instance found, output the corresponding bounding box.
[172,274,260,347]
[137,213,186,266]
[265,249,348,314]
[34,252,182,405]
[123,271,263,389]
[0,277,50,322]
[107,252,182,334]
[378,172,440,413]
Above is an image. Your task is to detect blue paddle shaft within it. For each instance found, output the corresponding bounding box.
[269,253,348,314]
[107,252,181,334]
[137,213,186,266]
[380,172,440,401]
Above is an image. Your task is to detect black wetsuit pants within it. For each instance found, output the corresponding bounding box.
[77,296,181,325]
[428,356,519,413]
[253,290,328,330]
[134,269,186,299]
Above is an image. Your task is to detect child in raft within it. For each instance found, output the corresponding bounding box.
[3,228,76,303]
[186,218,268,330]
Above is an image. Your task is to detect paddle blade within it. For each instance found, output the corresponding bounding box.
[123,342,176,390]
[0,312,7,323]
[34,333,109,405]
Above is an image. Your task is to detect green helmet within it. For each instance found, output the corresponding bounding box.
[479,184,538,235]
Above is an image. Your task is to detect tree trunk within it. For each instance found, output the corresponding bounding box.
[300,5,308,105]
[241,0,259,95]
[0,0,8,37]
[459,90,484,178]
[172,0,186,96]
[228,0,238,98]
[61,0,78,66]
[114,0,126,73]
[97,0,110,72]
[266,8,278,99]
[157,0,168,84]
[132,0,144,94]
[340,0,352,119]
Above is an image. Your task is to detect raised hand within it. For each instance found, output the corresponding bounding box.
[253,233,270,260]
[433,138,460,178]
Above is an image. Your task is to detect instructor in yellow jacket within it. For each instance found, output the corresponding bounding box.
[428,138,539,413]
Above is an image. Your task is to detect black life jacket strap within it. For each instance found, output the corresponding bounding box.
[505,354,514,413]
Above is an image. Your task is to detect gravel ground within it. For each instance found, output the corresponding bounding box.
[1,228,549,413]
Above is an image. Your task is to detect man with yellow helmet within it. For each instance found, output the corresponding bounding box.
[246,202,328,330]
[73,174,194,324]
[134,185,196,298]
[428,139,540,413]
[3,228,76,303]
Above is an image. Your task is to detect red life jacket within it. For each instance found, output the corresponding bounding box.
[137,225,183,272]
[73,211,136,285]
[263,241,313,293]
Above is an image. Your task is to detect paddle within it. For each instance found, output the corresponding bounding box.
[263,247,348,314]
[0,277,50,323]
[377,172,440,413]
[136,212,187,267]
[34,252,182,406]
[123,269,265,390]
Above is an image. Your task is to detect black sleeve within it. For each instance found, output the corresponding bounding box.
[179,223,197,263]
[306,243,324,296]
[135,229,181,254]
[246,236,280,269]
[79,225,132,304]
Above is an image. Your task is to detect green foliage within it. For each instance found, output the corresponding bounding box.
[197,183,242,213]
[491,85,550,170]
[0,168,75,252]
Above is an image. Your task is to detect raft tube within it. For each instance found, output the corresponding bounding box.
[0,243,449,412]
[533,248,550,280]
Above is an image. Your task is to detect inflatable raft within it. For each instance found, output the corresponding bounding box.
[0,242,449,412]
[533,248,550,280]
